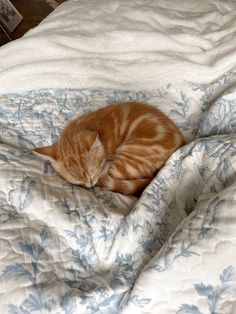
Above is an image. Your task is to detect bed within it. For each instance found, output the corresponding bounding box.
[0,0,236,313]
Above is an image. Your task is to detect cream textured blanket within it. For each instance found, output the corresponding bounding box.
[0,0,236,93]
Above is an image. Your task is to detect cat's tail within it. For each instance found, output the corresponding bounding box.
[97,174,152,196]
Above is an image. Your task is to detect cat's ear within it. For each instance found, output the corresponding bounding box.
[90,132,103,153]
[33,142,58,160]
[78,130,102,152]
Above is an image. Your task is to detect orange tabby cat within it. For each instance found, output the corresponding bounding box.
[34,101,185,195]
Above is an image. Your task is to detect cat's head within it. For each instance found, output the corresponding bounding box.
[33,130,107,188]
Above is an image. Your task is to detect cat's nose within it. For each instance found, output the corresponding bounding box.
[85,177,98,188]
[84,179,93,188]
[80,182,92,188]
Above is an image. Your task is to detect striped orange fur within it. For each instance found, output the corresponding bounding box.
[34,102,185,195]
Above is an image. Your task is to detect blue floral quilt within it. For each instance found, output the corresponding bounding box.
[0,76,236,314]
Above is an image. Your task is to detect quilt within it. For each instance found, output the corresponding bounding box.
[0,0,236,313]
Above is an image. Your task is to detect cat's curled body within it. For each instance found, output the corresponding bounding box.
[34,102,185,195]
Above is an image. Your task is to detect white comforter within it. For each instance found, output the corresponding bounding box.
[1,0,236,93]
[0,1,236,313]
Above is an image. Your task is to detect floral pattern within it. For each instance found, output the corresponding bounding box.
[0,71,236,313]
[177,266,236,314]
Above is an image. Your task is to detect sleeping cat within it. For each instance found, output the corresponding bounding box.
[34,101,185,195]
